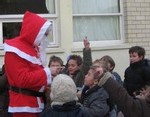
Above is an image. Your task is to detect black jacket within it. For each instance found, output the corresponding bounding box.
[40,101,85,117]
[124,59,150,96]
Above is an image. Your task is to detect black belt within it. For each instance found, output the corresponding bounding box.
[9,86,45,97]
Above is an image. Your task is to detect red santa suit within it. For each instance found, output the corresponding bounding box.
[4,11,52,114]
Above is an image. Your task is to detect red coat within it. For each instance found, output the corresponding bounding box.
[4,11,52,113]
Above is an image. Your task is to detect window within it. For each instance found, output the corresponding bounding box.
[72,0,124,47]
[0,0,58,48]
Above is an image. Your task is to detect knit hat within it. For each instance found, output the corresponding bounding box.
[50,74,78,105]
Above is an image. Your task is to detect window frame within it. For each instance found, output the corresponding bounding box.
[0,0,59,49]
[72,0,124,48]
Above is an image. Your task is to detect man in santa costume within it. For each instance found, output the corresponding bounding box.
[4,11,57,117]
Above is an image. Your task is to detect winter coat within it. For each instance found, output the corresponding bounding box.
[124,59,150,96]
[40,101,85,117]
[4,11,52,113]
[103,78,150,117]
[80,85,110,117]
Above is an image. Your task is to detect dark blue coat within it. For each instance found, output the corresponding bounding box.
[80,85,110,117]
[40,101,86,117]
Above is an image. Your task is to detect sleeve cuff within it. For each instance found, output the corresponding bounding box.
[44,67,52,85]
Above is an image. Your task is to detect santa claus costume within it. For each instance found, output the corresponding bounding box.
[4,11,52,117]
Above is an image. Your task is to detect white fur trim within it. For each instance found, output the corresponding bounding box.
[8,105,43,113]
[37,97,44,109]
[44,67,52,85]
[4,43,42,65]
[34,21,51,46]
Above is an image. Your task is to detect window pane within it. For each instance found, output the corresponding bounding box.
[0,0,55,14]
[3,22,21,40]
[73,16,121,42]
[3,21,54,44]
[73,0,120,14]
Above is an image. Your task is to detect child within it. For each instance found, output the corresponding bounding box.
[100,55,123,86]
[100,55,123,117]
[40,74,86,117]
[80,60,110,117]
[45,55,64,105]
[124,46,150,97]
[48,55,64,78]
[63,38,92,88]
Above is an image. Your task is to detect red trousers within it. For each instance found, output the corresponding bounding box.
[13,113,39,117]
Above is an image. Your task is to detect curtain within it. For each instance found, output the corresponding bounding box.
[46,0,55,14]
[72,0,120,42]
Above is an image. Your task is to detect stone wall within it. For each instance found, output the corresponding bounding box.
[125,0,150,58]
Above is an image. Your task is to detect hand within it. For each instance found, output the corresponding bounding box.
[50,66,59,77]
[140,88,147,96]
[77,91,82,99]
[83,36,90,49]
[50,66,65,78]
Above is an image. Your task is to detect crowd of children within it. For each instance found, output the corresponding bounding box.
[40,41,150,117]
[0,11,150,117]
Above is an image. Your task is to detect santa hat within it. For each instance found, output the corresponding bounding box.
[4,11,51,65]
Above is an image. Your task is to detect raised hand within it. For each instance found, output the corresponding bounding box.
[83,36,90,49]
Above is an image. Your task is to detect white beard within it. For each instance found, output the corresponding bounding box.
[38,36,49,67]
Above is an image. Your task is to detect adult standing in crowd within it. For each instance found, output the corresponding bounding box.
[96,64,150,117]
[4,11,57,117]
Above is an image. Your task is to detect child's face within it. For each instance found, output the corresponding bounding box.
[84,69,95,87]
[50,61,63,74]
[129,52,143,64]
[68,59,80,75]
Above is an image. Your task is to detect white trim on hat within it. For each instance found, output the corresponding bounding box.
[34,21,52,46]
[4,43,42,65]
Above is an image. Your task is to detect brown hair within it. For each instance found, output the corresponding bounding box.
[129,46,145,59]
[91,60,109,81]
[48,55,63,67]
[100,55,115,72]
